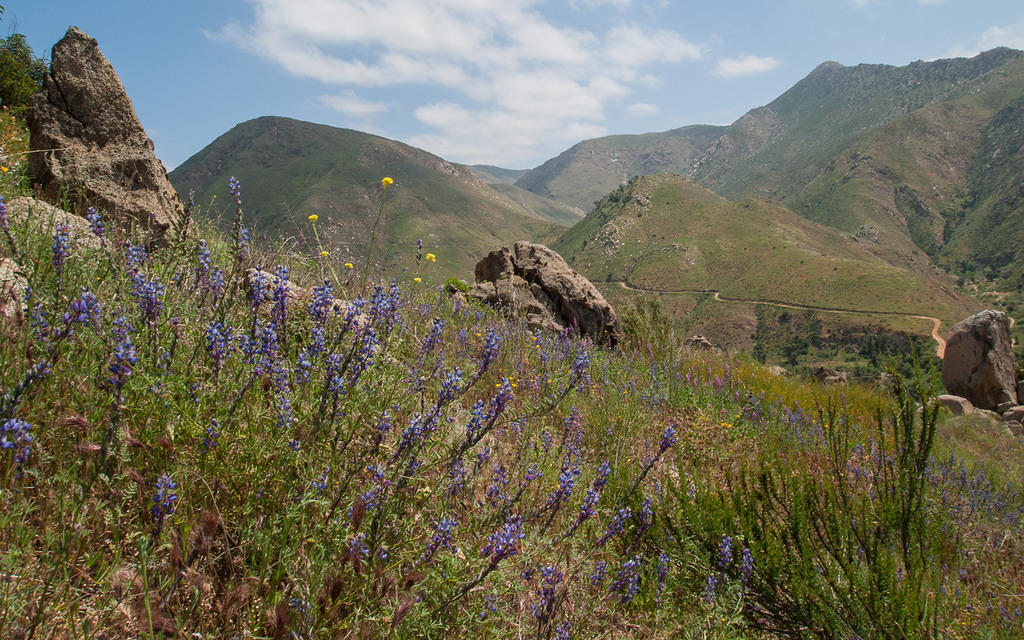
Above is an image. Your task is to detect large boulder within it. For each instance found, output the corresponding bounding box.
[467,241,622,345]
[942,310,1018,412]
[27,27,185,244]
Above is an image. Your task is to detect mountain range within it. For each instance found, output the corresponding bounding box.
[169,47,1024,355]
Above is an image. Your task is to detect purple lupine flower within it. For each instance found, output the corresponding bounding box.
[718,534,733,570]
[481,514,524,563]
[85,207,104,239]
[131,274,164,322]
[1,418,33,465]
[308,281,334,324]
[590,560,607,586]
[597,507,632,546]
[610,555,642,603]
[486,465,509,506]
[660,424,677,453]
[109,336,138,391]
[205,321,234,375]
[237,227,250,259]
[657,551,670,601]
[532,564,563,622]
[0,194,7,230]
[63,288,101,327]
[554,622,571,640]
[124,243,148,271]
[573,461,611,528]
[436,367,462,406]
[477,329,500,376]
[704,573,719,602]
[570,346,591,389]
[347,533,369,573]
[741,548,754,586]
[271,265,290,329]
[421,317,445,354]
[195,240,211,281]
[418,516,459,566]
[547,461,580,508]
[51,223,70,273]
[151,473,178,536]
[203,419,220,451]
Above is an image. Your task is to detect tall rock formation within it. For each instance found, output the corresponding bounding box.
[27,27,184,243]
[942,310,1019,412]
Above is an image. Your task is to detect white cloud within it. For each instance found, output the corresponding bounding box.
[320,91,388,117]
[212,0,701,165]
[713,54,781,78]
[946,22,1024,58]
[627,102,658,118]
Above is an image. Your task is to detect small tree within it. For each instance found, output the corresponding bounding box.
[0,32,47,114]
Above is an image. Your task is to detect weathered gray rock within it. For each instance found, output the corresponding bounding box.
[683,335,715,351]
[814,366,849,385]
[941,310,1018,411]
[467,241,622,345]
[1005,420,1024,437]
[27,27,185,244]
[936,394,975,416]
[0,257,27,320]
[1001,405,1024,422]
[767,365,791,377]
[5,197,102,251]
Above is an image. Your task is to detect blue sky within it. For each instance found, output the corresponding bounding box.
[8,1,1024,170]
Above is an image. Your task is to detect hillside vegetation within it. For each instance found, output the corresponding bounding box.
[553,174,977,352]
[1,173,1023,638]
[169,117,569,280]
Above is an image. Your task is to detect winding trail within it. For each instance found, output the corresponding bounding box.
[614,279,947,358]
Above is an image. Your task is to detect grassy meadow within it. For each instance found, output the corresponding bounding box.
[0,155,1022,640]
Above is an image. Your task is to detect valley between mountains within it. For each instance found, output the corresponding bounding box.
[170,46,1024,374]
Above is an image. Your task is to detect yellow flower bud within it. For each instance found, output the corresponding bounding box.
[308,214,318,222]
[413,277,422,283]
[381,176,393,187]
[319,250,329,257]
[425,253,436,262]
[344,262,354,269]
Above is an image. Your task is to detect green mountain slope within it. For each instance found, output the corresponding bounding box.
[553,174,978,346]
[169,116,567,278]
[514,125,725,211]
[469,165,528,185]
[690,48,1024,201]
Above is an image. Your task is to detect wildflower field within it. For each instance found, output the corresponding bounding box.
[1,173,1023,639]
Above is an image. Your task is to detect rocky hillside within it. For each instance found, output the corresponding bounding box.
[513,125,725,211]
[169,116,571,278]
[516,49,1024,293]
[553,174,978,348]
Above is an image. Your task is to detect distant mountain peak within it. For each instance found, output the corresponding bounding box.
[810,60,845,74]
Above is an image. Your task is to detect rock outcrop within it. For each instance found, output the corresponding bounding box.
[5,197,102,251]
[27,27,184,244]
[467,242,622,345]
[0,258,27,320]
[936,394,975,416]
[942,310,1018,412]
[813,366,849,385]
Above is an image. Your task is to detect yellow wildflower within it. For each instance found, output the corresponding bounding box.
[344,262,354,269]
[381,176,393,187]
[413,277,421,283]
[308,214,318,222]
[1,166,8,173]
[319,250,329,257]
[425,253,436,262]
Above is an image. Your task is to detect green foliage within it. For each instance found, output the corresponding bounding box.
[621,294,674,353]
[1,180,1021,638]
[0,33,46,114]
